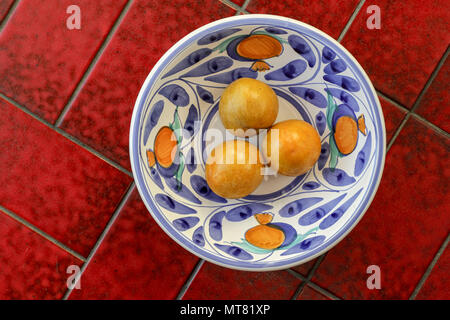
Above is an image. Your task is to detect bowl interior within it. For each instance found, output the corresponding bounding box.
[130,15,385,271]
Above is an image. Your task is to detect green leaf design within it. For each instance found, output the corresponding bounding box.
[329,135,339,170]
[212,35,243,53]
[326,91,337,131]
[175,152,185,191]
[250,31,288,44]
[170,107,183,144]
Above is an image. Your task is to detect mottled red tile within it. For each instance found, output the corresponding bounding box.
[0,0,127,122]
[416,246,450,300]
[341,1,450,108]
[378,95,407,143]
[60,0,234,170]
[0,211,82,299]
[0,0,14,22]
[68,189,199,300]
[312,117,450,299]
[416,57,450,133]
[247,0,360,39]
[0,97,132,256]
[297,285,330,300]
[183,263,301,299]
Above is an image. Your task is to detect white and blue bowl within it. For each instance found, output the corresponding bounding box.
[129,14,386,271]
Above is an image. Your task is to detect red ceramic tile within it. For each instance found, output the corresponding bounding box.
[378,95,407,143]
[60,0,234,170]
[341,1,450,108]
[297,285,330,300]
[0,97,132,256]
[312,117,450,299]
[183,263,301,299]
[416,57,450,133]
[247,0,360,39]
[0,211,82,299]
[0,0,127,122]
[0,0,14,22]
[416,246,450,300]
[68,189,199,300]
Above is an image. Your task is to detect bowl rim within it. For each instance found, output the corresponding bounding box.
[129,14,386,272]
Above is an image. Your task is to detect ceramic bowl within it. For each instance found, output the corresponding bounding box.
[129,14,386,271]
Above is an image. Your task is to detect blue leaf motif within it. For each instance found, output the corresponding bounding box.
[281,236,326,256]
[186,147,197,173]
[183,104,198,138]
[204,67,257,84]
[264,60,307,81]
[209,211,225,241]
[181,56,233,78]
[317,142,330,170]
[319,188,363,230]
[172,217,200,231]
[162,48,212,79]
[288,35,316,67]
[315,111,326,135]
[148,165,164,190]
[323,168,356,186]
[289,87,327,109]
[279,197,323,218]
[322,46,336,63]
[302,181,320,190]
[190,175,227,203]
[192,226,205,247]
[155,194,196,214]
[143,100,164,145]
[354,132,372,176]
[324,59,347,74]
[298,193,346,226]
[264,27,288,34]
[196,85,214,103]
[325,88,359,112]
[214,244,253,260]
[164,177,201,204]
[226,203,273,222]
[323,74,360,92]
[159,84,190,106]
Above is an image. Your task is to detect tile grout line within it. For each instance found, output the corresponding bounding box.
[409,233,449,300]
[375,90,410,113]
[337,0,366,43]
[0,0,20,33]
[219,0,249,15]
[54,0,134,127]
[62,181,135,300]
[376,89,449,137]
[290,253,327,299]
[0,204,86,262]
[0,93,133,178]
[175,259,206,300]
[240,0,251,12]
[307,281,341,300]
[410,113,450,138]
[386,46,449,151]
[286,266,341,300]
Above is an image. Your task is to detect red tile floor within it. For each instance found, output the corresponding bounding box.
[0,0,448,300]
